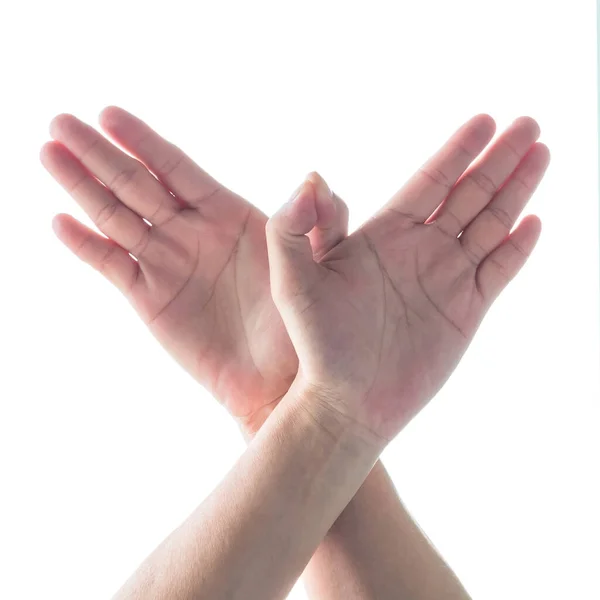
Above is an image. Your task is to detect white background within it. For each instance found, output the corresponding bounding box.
[1,1,598,599]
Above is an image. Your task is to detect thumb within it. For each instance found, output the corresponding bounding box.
[305,171,349,260]
[266,178,321,304]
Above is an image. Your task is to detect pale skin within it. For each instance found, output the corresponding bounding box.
[266,116,549,442]
[41,108,550,598]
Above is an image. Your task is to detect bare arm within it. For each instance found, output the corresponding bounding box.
[302,459,471,599]
[111,384,382,600]
[243,405,470,600]
[261,113,547,600]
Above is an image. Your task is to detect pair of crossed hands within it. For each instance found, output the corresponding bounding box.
[41,106,549,447]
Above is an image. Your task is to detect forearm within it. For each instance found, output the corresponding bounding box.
[302,459,472,600]
[243,404,471,600]
[112,383,381,600]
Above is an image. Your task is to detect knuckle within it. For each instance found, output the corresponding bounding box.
[146,196,171,226]
[509,236,528,258]
[455,139,476,161]
[383,206,419,228]
[486,205,513,230]
[432,217,457,240]
[418,165,453,190]
[461,239,485,266]
[97,244,118,275]
[108,164,140,195]
[513,172,533,194]
[79,138,101,163]
[431,203,462,239]
[94,202,119,230]
[158,145,185,177]
[447,209,464,232]
[489,257,511,282]
[467,169,497,195]
[499,136,522,159]
[129,227,151,259]
[75,231,93,256]
[68,173,88,195]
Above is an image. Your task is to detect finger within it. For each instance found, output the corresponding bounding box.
[40,141,152,260]
[460,143,551,266]
[476,214,542,304]
[49,113,180,226]
[265,180,320,305]
[363,114,496,240]
[305,171,349,260]
[98,106,235,214]
[433,116,541,238]
[52,213,139,296]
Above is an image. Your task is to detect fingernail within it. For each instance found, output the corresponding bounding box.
[308,171,333,199]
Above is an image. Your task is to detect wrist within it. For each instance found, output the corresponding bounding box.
[236,376,389,454]
[237,395,284,441]
[247,379,383,513]
[195,375,383,598]
[278,377,389,456]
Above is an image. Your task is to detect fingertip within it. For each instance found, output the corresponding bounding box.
[270,180,318,239]
[526,213,542,239]
[535,142,551,164]
[305,171,322,185]
[306,171,333,197]
[99,105,125,129]
[39,141,54,165]
[289,180,318,231]
[52,214,67,237]
[465,114,496,148]
[305,172,337,226]
[476,112,496,127]
[516,115,541,139]
[49,113,75,139]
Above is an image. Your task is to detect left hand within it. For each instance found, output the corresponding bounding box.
[266,115,550,443]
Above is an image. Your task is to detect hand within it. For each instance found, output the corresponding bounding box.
[266,114,550,443]
[41,107,347,433]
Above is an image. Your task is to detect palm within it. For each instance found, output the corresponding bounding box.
[270,113,550,441]
[324,223,486,434]
[42,107,296,427]
[278,225,482,439]
[134,200,296,417]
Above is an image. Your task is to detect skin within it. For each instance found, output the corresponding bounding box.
[266,115,550,442]
[41,108,550,598]
[41,106,303,432]
[110,378,385,600]
[40,108,548,437]
[105,113,550,598]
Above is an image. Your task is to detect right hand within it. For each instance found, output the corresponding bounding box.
[266,114,550,444]
[41,107,348,435]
